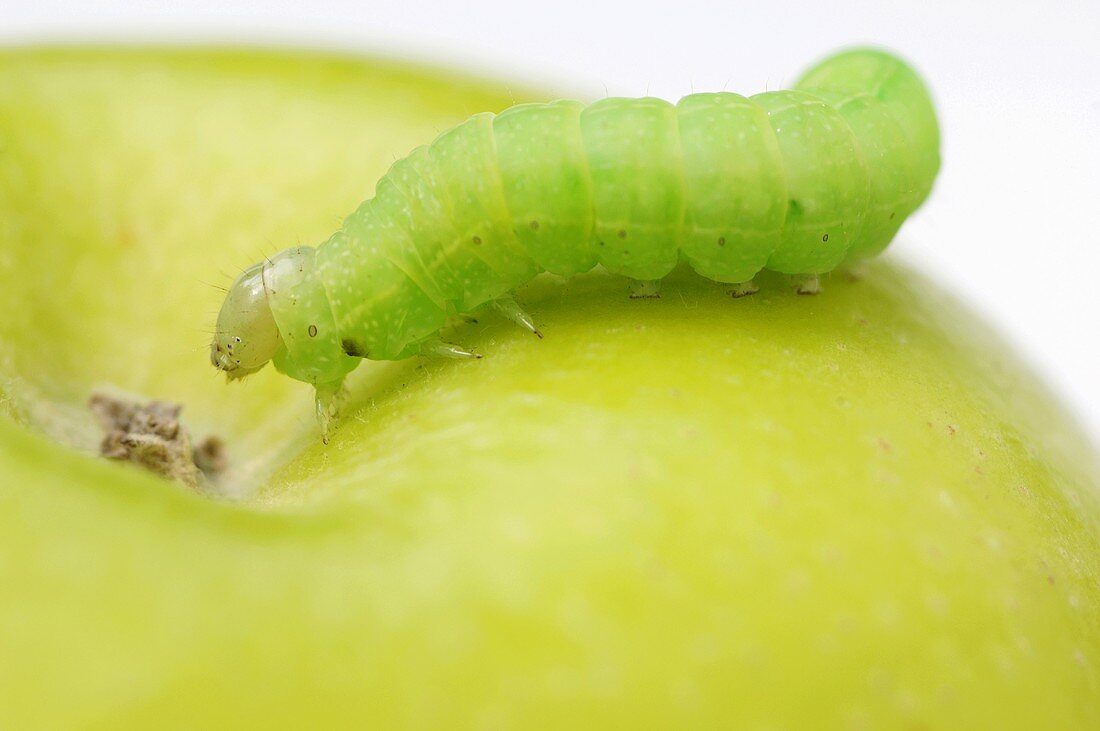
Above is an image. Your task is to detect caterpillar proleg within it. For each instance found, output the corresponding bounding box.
[210,48,940,439]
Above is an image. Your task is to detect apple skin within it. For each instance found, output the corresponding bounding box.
[1,47,1099,729]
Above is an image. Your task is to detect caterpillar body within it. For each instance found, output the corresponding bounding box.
[210,48,940,437]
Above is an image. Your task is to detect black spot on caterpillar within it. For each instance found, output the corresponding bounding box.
[341,339,367,358]
[210,48,940,438]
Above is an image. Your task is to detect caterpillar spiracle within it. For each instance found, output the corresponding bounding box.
[210,48,940,438]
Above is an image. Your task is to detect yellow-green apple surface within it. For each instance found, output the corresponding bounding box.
[0,47,1098,729]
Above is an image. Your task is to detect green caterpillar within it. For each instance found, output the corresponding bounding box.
[210,48,940,438]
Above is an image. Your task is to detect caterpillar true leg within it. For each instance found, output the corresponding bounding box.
[492,296,542,339]
[629,279,662,299]
[315,379,347,444]
[420,338,482,360]
[728,281,759,298]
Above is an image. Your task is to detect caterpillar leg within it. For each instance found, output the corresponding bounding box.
[629,279,662,299]
[790,274,822,295]
[728,280,759,298]
[420,337,482,360]
[492,296,543,339]
[842,259,870,281]
[314,378,348,444]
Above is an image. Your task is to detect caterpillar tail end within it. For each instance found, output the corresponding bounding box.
[314,379,348,444]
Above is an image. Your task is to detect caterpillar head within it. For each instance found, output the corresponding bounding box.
[210,262,281,380]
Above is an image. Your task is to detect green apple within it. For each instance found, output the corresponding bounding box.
[1,47,1098,729]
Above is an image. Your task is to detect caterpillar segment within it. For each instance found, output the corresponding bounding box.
[211,48,940,439]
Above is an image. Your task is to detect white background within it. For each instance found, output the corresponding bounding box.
[3,0,1099,443]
